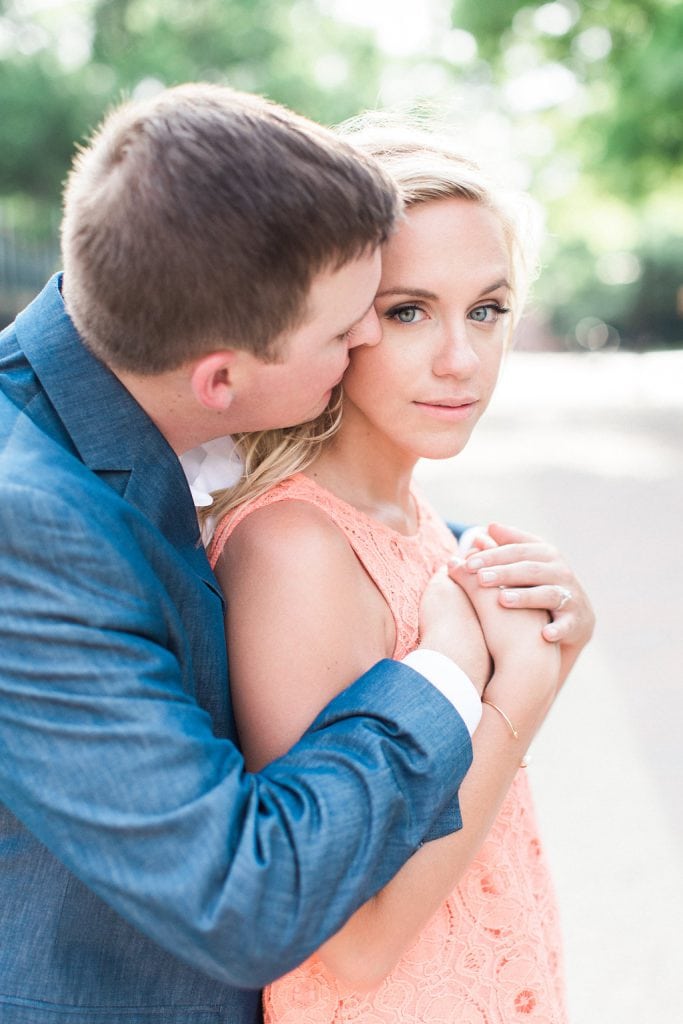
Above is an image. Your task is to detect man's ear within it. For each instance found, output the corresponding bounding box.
[189,351,239,410]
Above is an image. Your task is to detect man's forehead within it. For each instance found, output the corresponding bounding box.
[303,249,382,322]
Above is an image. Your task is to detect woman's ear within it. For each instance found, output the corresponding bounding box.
[189,351,239,410]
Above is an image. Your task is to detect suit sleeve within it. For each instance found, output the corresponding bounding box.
[447,520,469,540]
[0,482,472,988]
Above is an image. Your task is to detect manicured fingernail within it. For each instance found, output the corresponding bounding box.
[544,624,559,640]
[480,569,497,584]
[467,557,484,571]
[501,589,519,604]
[448,556,464,569]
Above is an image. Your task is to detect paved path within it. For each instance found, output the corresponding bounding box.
[416,350,683,1023]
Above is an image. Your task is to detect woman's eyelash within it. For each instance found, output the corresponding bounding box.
[385,303,423,321]
[384,301,511,324]
[469,302,511,323]
[475,303,511,314]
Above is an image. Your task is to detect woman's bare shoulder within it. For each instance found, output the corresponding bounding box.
[215,497,357,575]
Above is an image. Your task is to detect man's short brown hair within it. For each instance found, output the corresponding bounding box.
[61,83,400,374]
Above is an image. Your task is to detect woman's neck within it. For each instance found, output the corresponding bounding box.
[305,415,419,536]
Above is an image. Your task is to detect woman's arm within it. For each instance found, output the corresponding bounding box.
[216,499,486,767]
[317,578,560,989]
[217,500,560,991]
[215,499,395,771]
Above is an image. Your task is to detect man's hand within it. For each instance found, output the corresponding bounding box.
[418,568,491,696]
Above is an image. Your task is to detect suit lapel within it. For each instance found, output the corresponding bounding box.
[15,275,222,601]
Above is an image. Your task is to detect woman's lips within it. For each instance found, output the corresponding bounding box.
[413,398,478,420]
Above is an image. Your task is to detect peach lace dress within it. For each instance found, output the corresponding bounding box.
[209,473,568,1024]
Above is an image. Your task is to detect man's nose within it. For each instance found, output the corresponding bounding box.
[347,307,382,350]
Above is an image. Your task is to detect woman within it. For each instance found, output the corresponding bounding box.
[208,126,593,1023]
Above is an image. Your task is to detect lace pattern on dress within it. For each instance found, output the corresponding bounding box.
[210,473,568,1024]
[209,472,457,659]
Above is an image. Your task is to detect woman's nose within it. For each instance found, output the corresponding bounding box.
[432,324,479,378]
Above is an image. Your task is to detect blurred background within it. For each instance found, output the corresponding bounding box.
[1,0,682,349]
[1,1,681,1020]
[418,347,682,1022]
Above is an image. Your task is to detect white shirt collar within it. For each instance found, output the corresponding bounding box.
[179,436,244,508]
[179,436,244,546]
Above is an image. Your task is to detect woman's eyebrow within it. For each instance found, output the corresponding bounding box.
[375,287,438,300]
[376,279,510,301]
[482,278,511,293]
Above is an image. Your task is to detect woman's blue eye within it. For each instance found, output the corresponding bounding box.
[389,305,422,323]
[469,303,510,323]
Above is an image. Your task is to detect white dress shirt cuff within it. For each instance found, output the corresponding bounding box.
[402,650,482,737]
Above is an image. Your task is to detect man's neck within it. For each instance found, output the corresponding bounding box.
[113,367,205,455]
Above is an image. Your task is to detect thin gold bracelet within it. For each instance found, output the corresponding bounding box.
[482,699,519,740]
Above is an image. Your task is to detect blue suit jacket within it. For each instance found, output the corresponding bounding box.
[0,277,473,1023]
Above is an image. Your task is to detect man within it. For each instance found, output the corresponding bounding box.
[0,84,486,1023]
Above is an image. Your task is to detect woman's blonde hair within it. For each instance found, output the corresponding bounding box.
[338,115,542,333]
[204,116,542,534]
[205,386,343,531]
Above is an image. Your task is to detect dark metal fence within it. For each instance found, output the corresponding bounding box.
[0,209,60,328]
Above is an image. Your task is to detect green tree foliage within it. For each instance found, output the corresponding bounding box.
[448,0,683,347]
[0,0,383,218]
[88,0,383,125]
[451,0,683,200]
[1,0,680,344]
